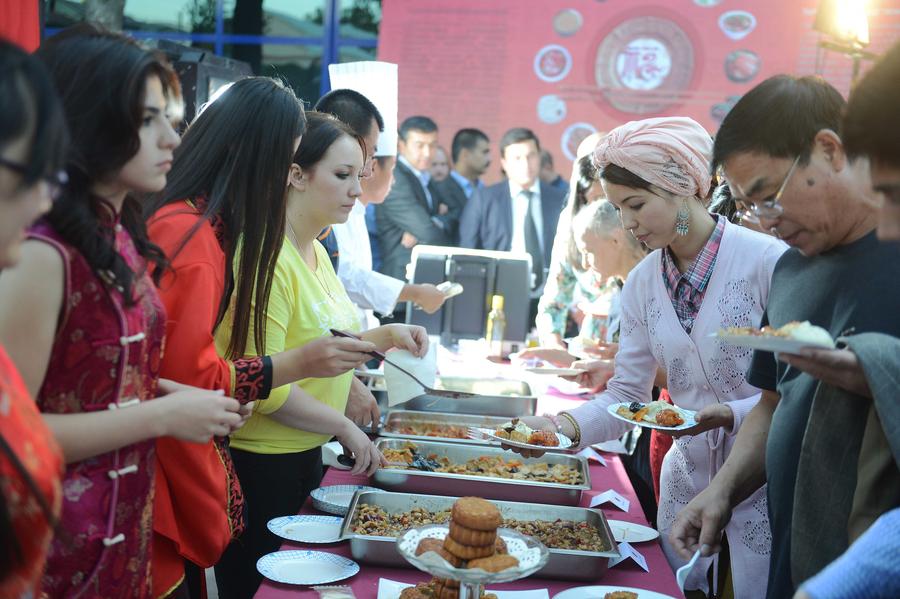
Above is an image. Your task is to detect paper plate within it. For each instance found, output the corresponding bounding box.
[553,586,677,599]
[310,485,379,516]
[470,427,574,451]
[267,515,344,544]
[524,367,582,376]
[715,332,833,354]
[256,550,359,585]
[606,403,697,432]
[607,519,660,543]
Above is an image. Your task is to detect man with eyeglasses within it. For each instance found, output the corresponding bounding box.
[670,74,900,599]
[778,40,900,599]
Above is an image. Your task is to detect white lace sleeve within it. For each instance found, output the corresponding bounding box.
[567,275,660,446]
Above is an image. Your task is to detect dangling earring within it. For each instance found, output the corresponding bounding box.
[675,198,691,236]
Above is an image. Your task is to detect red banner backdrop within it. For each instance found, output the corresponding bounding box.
[378,0,900,181]
[1,0,41,51]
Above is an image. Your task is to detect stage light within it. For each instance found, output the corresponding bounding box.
[815,0,871,47]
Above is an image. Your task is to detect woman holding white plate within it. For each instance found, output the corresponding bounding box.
[512,117,786,599]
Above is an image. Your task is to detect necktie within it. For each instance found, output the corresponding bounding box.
[523,190,543,289]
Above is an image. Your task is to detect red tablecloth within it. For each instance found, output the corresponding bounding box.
[254,396,684,599]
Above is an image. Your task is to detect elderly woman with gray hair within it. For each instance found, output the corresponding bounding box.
[523,197,648,370]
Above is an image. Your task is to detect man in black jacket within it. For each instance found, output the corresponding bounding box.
[375,116,457,279]
[459,127,567,295]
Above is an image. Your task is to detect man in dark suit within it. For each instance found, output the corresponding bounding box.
[431,128,491,244]
[375,116,457,280]
[459,128,566,292]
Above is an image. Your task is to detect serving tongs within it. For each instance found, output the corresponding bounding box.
[330,328,477,399]
[337,451,441,472]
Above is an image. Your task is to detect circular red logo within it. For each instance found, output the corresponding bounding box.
[594,16,695,115]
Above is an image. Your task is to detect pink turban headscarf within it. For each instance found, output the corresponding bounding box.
[592,116,714,199]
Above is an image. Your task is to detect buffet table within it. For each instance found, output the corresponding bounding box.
[254,389,684,598]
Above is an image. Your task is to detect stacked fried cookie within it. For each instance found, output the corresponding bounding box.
[410,497,519,599]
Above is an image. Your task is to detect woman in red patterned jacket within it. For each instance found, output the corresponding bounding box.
[0,25,245,598]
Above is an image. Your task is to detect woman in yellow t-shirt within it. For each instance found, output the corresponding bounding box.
[214,111,428,597]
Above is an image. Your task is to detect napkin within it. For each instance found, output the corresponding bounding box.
[384,345,437,406]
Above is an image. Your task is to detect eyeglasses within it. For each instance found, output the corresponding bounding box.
[737,155,801,225]
[0,157,68,201]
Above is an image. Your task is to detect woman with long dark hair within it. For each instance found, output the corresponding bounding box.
[0,38,67,599]
[145,82,386,598]
[0,26,245,597]
[212,111,426,598]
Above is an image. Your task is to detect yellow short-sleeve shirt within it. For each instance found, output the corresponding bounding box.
[216,238,361,454]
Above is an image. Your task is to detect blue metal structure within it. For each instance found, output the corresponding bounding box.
[45,0,379,98]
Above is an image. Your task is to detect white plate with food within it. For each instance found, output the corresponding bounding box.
[524,367,582,376]
[267,515,344,544]
[256,550,359,585]
[310,485,380,516]
[436,280,464,298]
[470,418,573,450]
[606,401,697,431]
[606,519,660,543]
[552,585,677,599]
[715,320,835,354]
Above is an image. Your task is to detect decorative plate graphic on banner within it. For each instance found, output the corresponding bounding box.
[534,44,573,83]
[718,11,757,41]
[724,49,761,83]
[595,17,695,115]
[537,94,567,124]
[710,95,741,123]
[553,9,584,37]
[561,122,598,161]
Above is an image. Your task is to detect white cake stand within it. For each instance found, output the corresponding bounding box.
[396,524,549,599]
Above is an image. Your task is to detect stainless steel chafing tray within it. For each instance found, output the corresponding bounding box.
[372,438,590,505]
[339,490,619,581]
[380,410,510,446]
[360,373,538,417]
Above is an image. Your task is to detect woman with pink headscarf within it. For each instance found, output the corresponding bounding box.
[513,117,786,599]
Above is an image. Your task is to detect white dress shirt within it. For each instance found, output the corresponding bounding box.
[333,200,405,330]
[508,179,544,255]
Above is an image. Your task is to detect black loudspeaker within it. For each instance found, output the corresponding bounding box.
[147,40,252,123]
[493,258,531,343]
[406,247,530,346]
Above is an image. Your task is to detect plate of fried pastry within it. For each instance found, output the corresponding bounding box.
[397,497,550,588]
[606,401,697,431]
[470,418,573,451]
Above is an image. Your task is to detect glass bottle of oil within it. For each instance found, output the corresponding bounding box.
[485,294,506,357]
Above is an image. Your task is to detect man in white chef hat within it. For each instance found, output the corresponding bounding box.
[318,62,450,425]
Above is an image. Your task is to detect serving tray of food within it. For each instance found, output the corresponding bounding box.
[380,410,509,446]
[341,490,619,581]
[362,374,538,417]
[372,439,590,505]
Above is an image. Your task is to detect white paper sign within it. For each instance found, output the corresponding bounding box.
[608,541,650,572]
[589,489,630,512]
[577,447,607,466]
